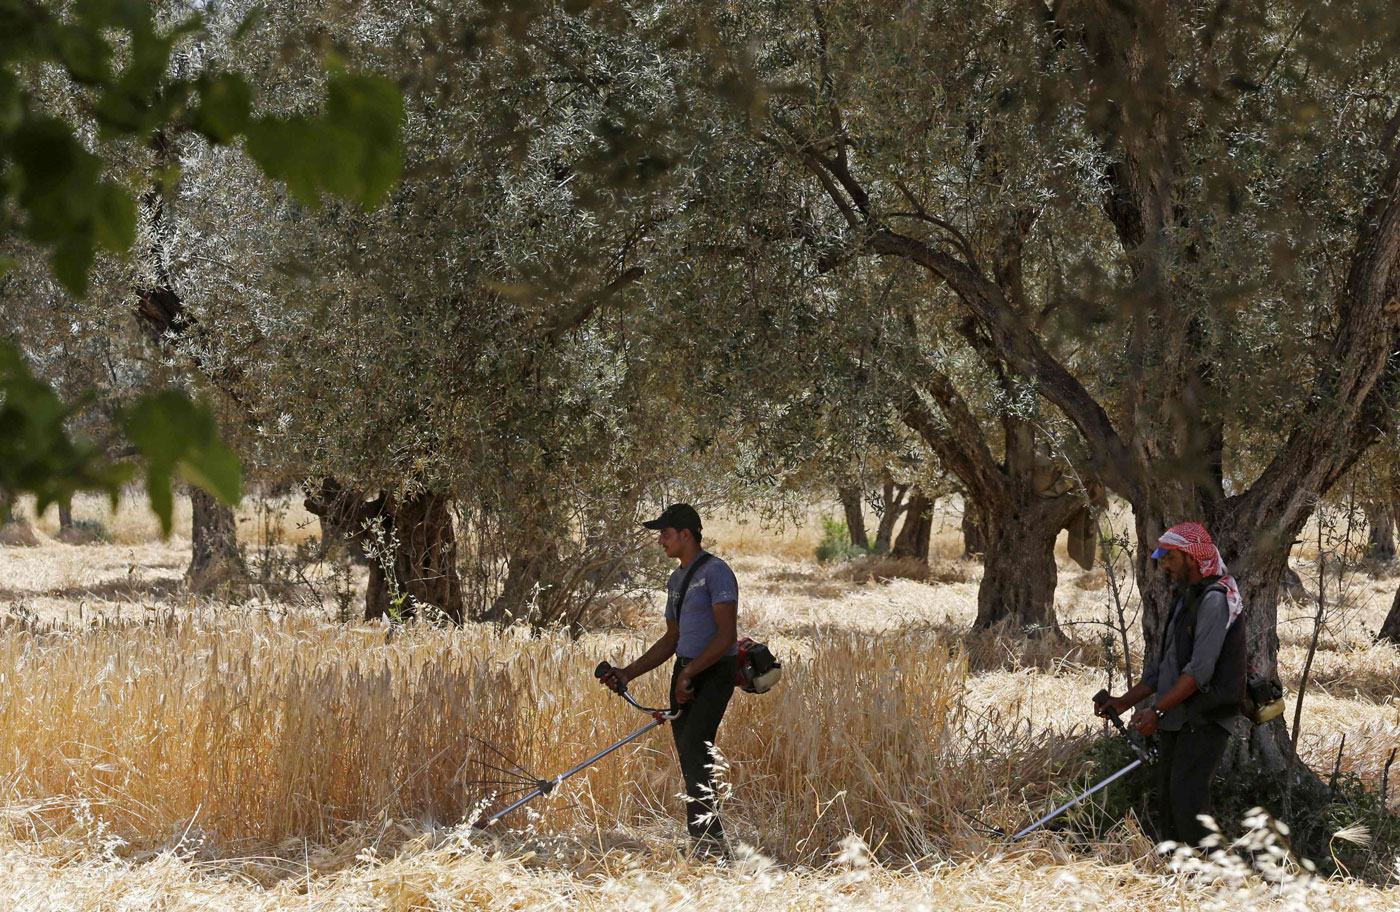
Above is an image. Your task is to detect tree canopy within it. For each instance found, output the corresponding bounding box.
[1,0,404,530]
[5,0,1400,662]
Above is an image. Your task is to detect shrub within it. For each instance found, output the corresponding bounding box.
[815,518,866,563]
[72,518,109,541]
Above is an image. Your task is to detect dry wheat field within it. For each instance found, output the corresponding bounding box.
[3,495,1400,910]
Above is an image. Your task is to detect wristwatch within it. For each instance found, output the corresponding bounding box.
[1150,705,1167,719]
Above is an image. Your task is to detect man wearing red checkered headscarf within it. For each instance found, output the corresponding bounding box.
[1095,521,1248,848]
[1151,522,1243,625]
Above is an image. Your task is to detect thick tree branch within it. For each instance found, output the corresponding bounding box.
[900,393,1003,510]
[539,265,645,347]
[798,150,862,229]
[1235,140,1400,536]
[891,179,981,270]
[869,226,1139,501]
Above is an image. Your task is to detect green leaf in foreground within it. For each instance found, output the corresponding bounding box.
[123,392,244,535]
[0,344,130,518]
[244,72,404,208]
[8,116,136,295]
[193,72,253,143]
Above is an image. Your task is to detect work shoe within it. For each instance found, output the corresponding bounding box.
[687,835,729,863]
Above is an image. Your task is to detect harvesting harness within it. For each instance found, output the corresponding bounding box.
[1010,689,1159,840]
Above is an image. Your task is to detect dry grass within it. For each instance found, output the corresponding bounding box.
[6,820,1394,912]
[4,825,1393,912]
[0,613,1085,864]
[705,500,968,565]
[8,502,1400,909]
[703,509,828,562]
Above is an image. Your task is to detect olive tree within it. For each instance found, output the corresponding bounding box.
[695,0,1400,779]
[158,0,719,625]
[0,0,403,533]
[654,0,1111,629]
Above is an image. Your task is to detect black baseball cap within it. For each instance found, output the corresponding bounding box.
[642,503,702,535]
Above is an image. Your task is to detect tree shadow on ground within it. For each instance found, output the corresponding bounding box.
[37,576,187,605]
[755,577,856,600]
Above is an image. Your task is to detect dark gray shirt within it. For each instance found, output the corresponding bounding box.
[1144,586,1242,735]
[665,552,739,659]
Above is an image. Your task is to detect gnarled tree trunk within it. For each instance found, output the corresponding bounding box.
[974,493,1080,632]
[188,486,244,593]
[303,477,373,564]
[1364,498,1396,563]
[1377,585,1400,645]
[304,482,464,624]
[871,472,909,554]
[1210,518,1306,779]
[961,501,985,559]
[890,488,934,562]
[1064,498,1102,572]
[838,484,870,551]
[902,386,1089,635]
[364,491,464,624]
[475,545,557,625]
[1283,564,1312,606]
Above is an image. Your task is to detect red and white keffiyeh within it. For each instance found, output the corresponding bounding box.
[1156,522,1243,626]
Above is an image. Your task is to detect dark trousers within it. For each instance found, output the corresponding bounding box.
[669,656,736,840]
[1156,724,1230,847]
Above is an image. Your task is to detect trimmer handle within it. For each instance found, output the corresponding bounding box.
[1091,688,1157,766]
[595,660,679,719]
[1092,688,1114,717]
[596,660,628,694]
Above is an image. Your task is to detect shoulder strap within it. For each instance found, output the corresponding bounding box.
[675,552,712,603]
[1193,579,1230,621]
[1158,589,1187,664]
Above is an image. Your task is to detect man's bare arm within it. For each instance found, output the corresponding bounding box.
[600,621,680,692]
[1100,681,1155,717]
[625,620,681,679]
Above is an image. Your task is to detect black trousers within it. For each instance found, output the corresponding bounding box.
[669,655,736,840]
[1156,724,1230,847]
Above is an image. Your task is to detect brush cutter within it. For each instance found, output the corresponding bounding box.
[1011,689,1159,840]
[476,661,681,827]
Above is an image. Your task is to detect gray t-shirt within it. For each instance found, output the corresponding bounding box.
[665,552,739,659]
[1144,586,1243,735]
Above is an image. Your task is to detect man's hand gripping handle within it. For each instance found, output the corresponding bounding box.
[1093,689,1158,766]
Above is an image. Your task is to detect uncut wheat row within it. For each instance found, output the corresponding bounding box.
[0,615,1089,863]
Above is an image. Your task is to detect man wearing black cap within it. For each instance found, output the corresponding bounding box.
[599,503,739,852]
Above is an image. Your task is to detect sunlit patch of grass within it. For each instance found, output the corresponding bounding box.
[4,821,1396,912]
[704,509,827,562]
[20,490,324,547]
